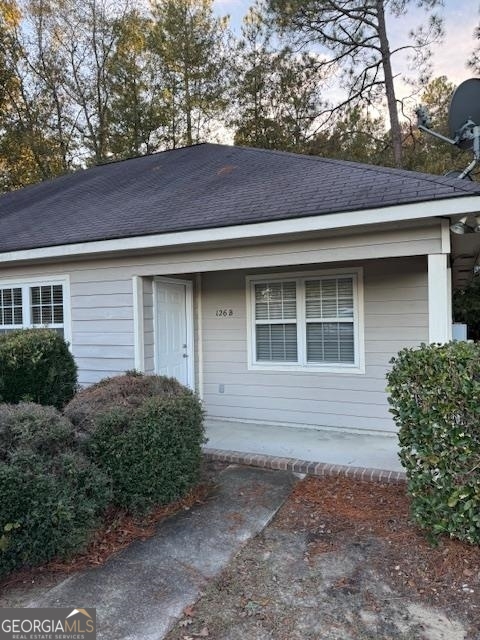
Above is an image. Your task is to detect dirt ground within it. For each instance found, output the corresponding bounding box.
[165,475,480,640]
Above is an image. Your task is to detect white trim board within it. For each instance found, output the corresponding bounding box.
[132,276,145,372]
[428,254,452,343]
[195,273,204,399]
[0,196,478,265]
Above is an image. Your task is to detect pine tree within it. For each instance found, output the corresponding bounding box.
[307,106,388,165]
[232,3,324,152]
[107,9,165,159]
[468,21,480,75]
[149,0,229,148]
[267,0,443,168]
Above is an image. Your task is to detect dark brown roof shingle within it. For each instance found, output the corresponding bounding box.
[0,142,479,253]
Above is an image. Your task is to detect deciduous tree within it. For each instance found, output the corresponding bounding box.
[0,0,69,189]
[48,0,132,165]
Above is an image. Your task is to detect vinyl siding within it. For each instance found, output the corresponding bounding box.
[201,256,428,433]
[0,223,436,394]
[70,274,135,383]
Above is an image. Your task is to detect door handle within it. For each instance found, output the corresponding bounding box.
[183,353,188,358]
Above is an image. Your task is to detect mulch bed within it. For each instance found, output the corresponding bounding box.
[276,476,479,613]
[165,473,479,640]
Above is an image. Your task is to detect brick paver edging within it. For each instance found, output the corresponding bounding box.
[203,447,406,484]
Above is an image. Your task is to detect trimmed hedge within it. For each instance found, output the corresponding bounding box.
[387,342,480,544]
[64,372,187,437]
[65,374,206,514]
[0,402,74,455]
[0,372,205,574]
[0,329,77,409]
[0,404,110,576]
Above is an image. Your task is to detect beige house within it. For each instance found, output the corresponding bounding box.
[1,144,480,438]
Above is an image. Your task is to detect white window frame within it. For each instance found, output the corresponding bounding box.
[0,275,72,345]
[246,268,365,374]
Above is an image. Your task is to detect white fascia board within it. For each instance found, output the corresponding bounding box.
[0,195,479,265]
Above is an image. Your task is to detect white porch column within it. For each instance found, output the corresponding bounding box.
[195,273,204,399]
[428,254,452,343]
[132,275,145,372]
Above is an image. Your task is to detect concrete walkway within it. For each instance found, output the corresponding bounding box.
[27,466,295,640]
[205,419,403,472]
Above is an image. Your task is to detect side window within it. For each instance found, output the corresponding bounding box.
[0,281,66,337]
[30,285,64,328]
[0,287,23,330]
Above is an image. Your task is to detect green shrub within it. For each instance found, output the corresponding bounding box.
[0,329,77,409]
[64,372,187,436]
[387,342,480,544]
[66,374,205,514]
[0,404,110,576]
[0,402,74,457]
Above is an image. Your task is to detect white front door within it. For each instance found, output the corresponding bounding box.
[154,279,192,387]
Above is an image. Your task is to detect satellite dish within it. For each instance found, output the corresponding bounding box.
[416,78,480,179]
[448,78,480,149]
[444,170,473,181]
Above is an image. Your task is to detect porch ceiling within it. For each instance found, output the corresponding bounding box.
[451,231,480,290]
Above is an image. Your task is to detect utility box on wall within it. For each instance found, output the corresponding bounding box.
[452,323,468,341]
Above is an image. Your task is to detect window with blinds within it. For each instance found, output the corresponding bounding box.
[249,272,361,370]
[0,281,65,336]
[254,281,297,361]
[305,278,355,364]
[0,287,23,328]
[31,285,64,325]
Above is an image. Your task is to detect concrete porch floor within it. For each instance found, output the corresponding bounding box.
[205,419,403,473]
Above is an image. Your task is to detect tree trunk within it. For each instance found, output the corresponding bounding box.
[376,0,403,168]
[184,70,192,146]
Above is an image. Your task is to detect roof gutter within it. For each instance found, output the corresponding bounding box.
[0,195,479,265]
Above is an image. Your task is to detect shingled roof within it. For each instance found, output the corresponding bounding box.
[1,142,480,254]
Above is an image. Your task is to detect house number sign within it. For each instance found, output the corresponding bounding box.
[216,308,234,317]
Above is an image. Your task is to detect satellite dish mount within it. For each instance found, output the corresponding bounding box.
[416,78,480,179]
